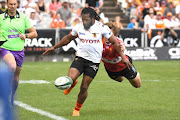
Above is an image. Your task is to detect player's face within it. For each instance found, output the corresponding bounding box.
[82,14,94,30]
[7,0,18,13]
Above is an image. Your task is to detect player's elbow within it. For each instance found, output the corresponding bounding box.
[34,31,38,38]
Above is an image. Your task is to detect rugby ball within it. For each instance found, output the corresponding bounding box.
[54,76,73,90]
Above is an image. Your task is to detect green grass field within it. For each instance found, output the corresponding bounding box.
[16,60,180,120]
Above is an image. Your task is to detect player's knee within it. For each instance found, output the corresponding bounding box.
[133,80,141,88]
[8,64,16,73]
[133,74,141,88]
[133,83,141,88]
[115,76,124,82]
[115,79,123,82]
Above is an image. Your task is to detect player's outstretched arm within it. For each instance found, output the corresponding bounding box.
[43,34,77,55]
[118,40,126,52]
[108,35,132,69]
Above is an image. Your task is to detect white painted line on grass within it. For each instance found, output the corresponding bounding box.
[14,101,68,120]
[19,79,177,84]
[19,80,50,84]
[142,80,176,82]
[142,80,160,82]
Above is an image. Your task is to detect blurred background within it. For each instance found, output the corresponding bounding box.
[0,1,179,119]
[0,0,179,61]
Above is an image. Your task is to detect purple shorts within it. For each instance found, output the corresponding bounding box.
[0,48,25,67]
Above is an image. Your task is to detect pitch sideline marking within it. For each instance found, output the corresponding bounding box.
[14,101,68,120]
[19,79,177,84]
[19,80,50,84]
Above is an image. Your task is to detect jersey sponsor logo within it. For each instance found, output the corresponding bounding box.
[79,32,85,35]
[80,39,100,44]
[90,65,98,72]
[92,33,96,37]
[102,56,122,64]
[8,34,19,39]
[8,29,18,32]
[92,33,99,37]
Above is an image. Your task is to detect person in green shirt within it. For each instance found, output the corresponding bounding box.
[0,0,37,105]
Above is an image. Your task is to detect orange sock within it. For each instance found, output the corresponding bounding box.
[74,101,83,111]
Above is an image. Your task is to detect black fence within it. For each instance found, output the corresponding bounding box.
[24,29,56,54]
[125,47,180,60]
[24,29,180,60]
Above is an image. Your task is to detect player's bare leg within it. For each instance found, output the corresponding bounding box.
[115,76,124,82]
[77,75,93,103]
[64,80,78,95]
[3,53,16,73]
[3,53,19,105]
[11,67,22,104]
[64,68,80,95]
[128,73,141,88]
[72,75,93,116]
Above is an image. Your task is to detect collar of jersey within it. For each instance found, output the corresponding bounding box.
[4,10,20,19]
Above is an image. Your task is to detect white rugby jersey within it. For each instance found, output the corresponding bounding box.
[71,21,112,63]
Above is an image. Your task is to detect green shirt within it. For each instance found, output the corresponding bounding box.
[0,11,32,51]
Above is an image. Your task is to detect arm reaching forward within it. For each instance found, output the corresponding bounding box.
[43,34,77,55]
[108,35,132,69]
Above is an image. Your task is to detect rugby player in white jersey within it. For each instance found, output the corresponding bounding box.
[43,7,131,116]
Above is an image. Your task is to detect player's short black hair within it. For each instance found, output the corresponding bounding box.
[81,7,100,21]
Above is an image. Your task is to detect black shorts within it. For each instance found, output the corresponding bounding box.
[70,56,100,79]
[105,56,137,80]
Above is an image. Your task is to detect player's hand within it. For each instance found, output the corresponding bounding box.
[118,41,125,51]
[43,47,55,55]
[19,32,26,40]
[122,58,132,69]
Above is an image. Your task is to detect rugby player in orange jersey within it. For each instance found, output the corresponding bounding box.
[102,21,141,88]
